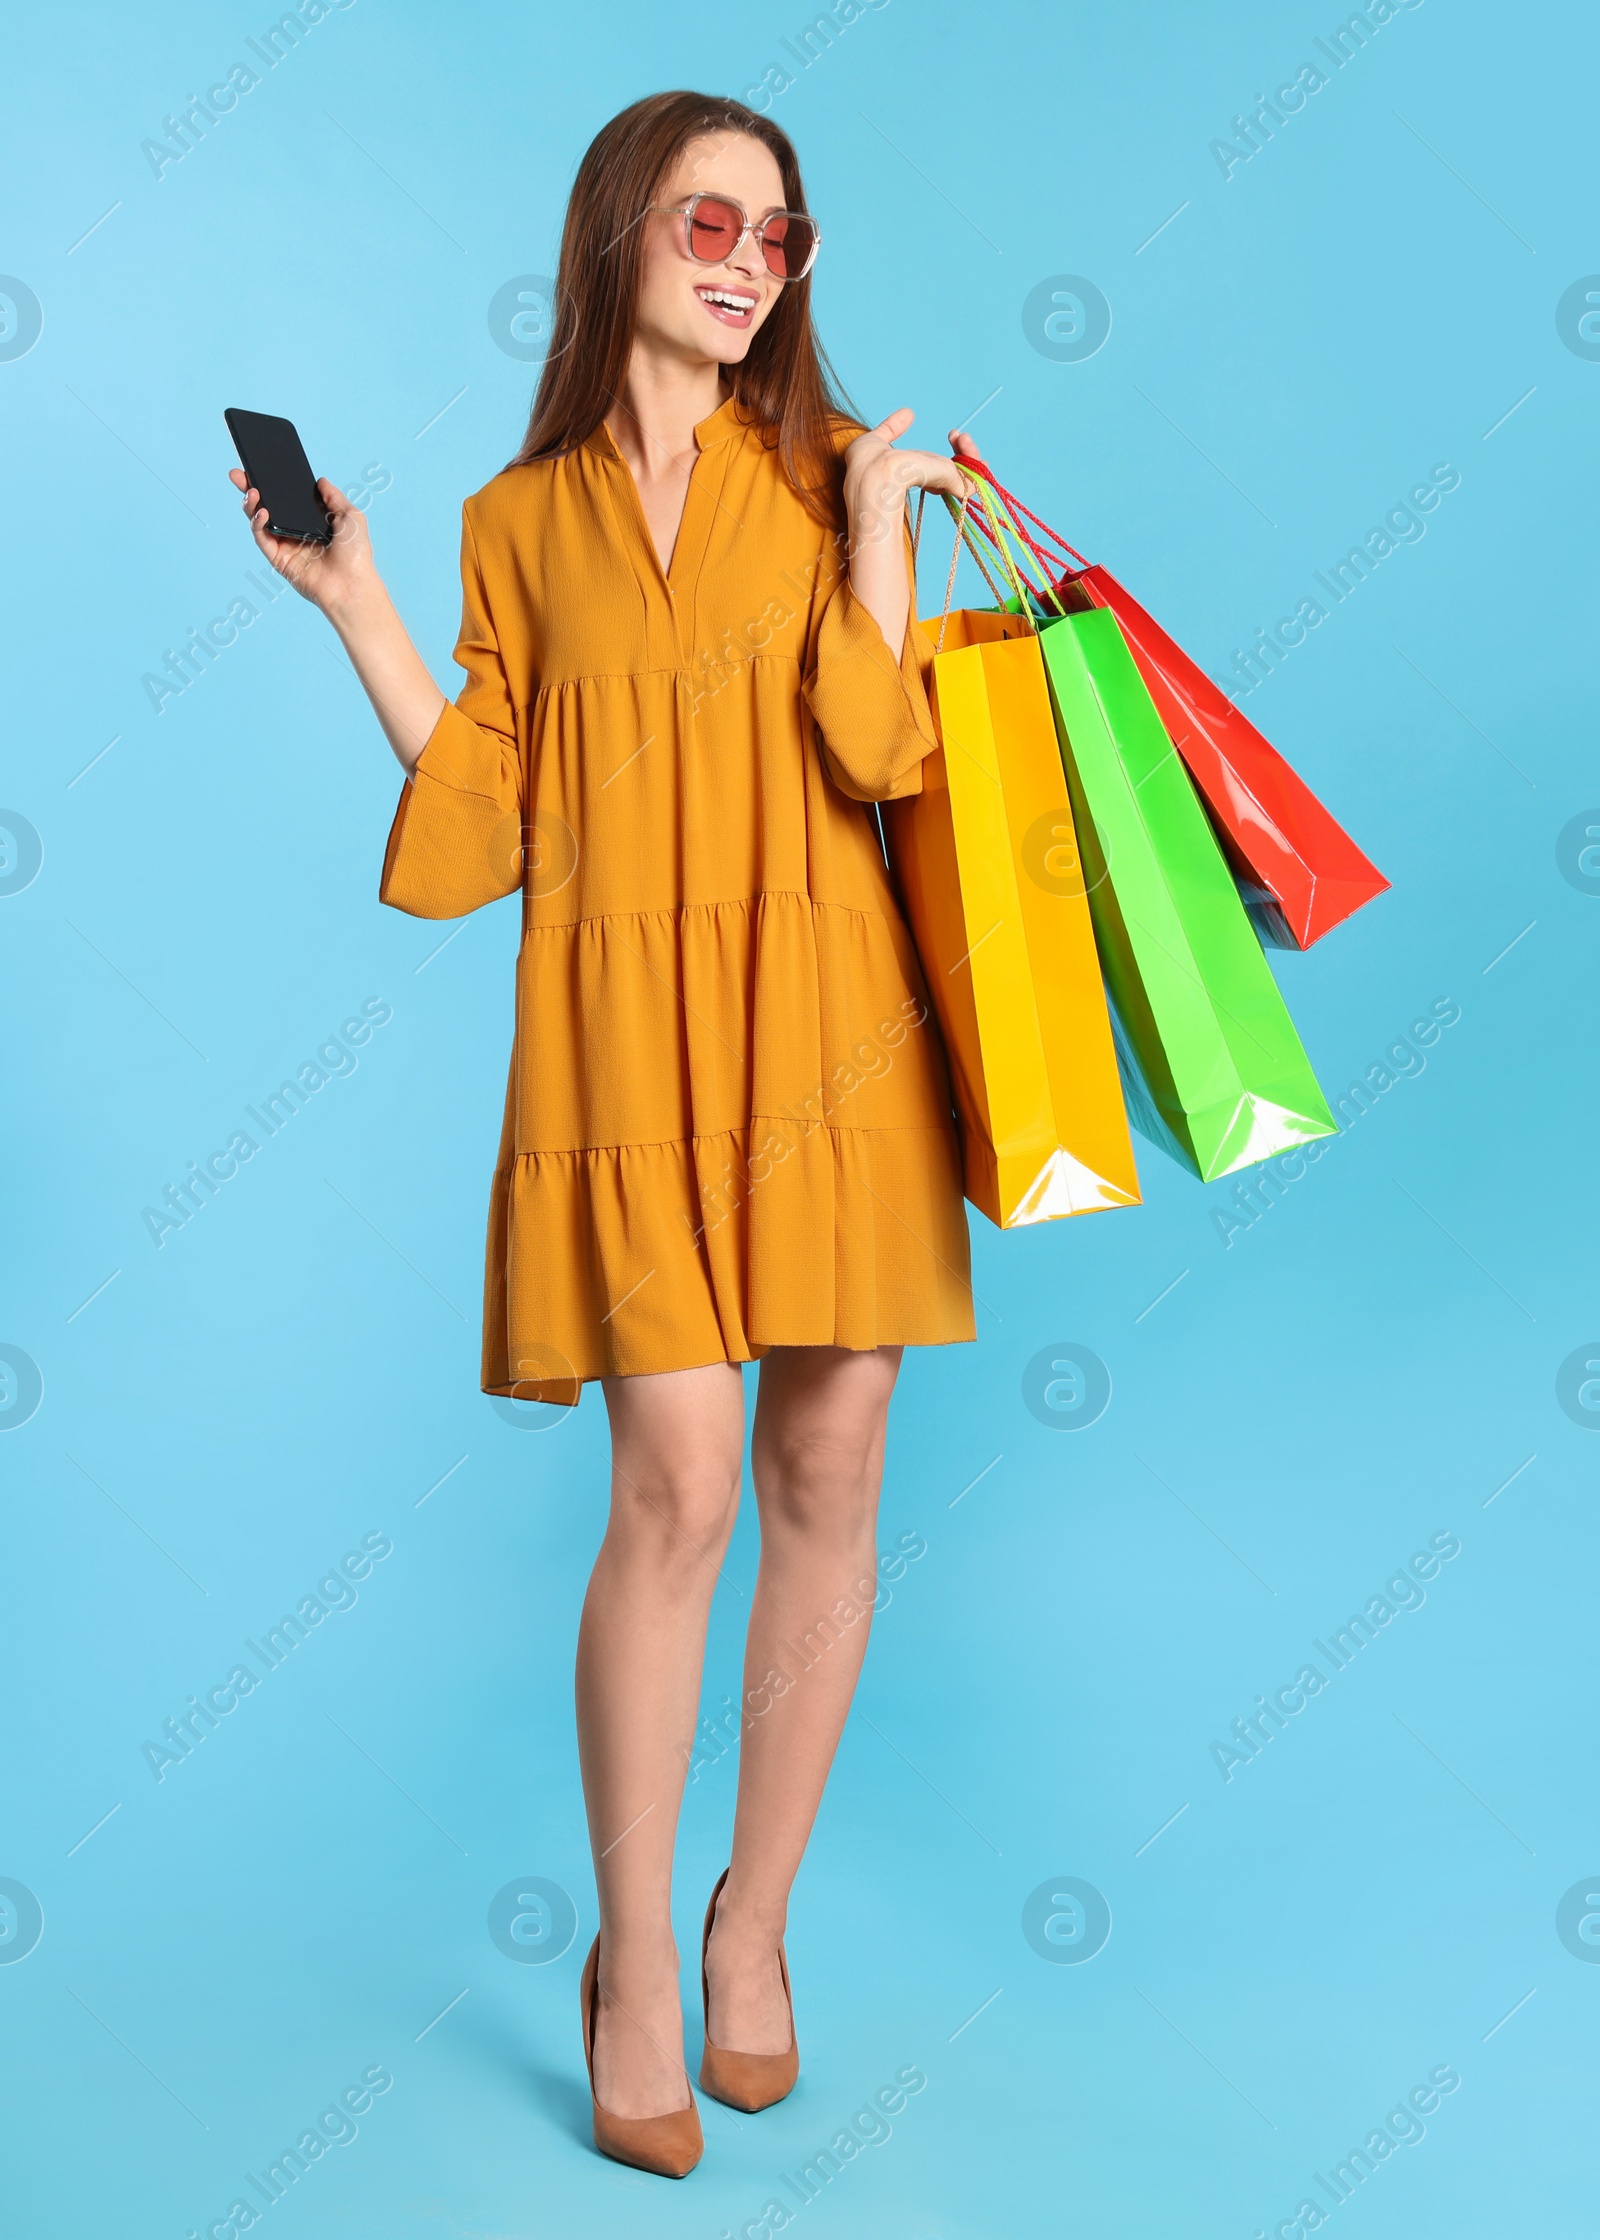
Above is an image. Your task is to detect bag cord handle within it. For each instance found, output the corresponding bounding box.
[916,473,1062,651]
[949,455,1091,583]
[919,476,1011,652]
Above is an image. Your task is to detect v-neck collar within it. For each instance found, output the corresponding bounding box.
[590,395,744,602]
[584,393,746,465]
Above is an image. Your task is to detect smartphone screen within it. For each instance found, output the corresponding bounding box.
[224,408,333,544]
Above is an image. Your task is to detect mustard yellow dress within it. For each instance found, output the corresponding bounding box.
[380,397,974,1399]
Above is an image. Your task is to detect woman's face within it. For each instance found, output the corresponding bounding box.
[635,130,789,369]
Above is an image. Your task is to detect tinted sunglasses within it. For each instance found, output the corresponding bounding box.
[656,192,821,283]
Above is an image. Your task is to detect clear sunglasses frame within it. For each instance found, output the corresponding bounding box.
[654,192,821,283]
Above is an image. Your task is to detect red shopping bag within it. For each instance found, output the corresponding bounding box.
[959,462,1390,949]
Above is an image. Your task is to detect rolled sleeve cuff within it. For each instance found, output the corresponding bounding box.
[378,701,522,921]
[804,582,940,804]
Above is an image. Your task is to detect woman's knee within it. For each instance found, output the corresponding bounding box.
[601,1359,745,1558]
[752,1420,883,1535]
[609,1452,743,1558]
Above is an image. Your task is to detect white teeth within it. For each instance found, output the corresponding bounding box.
[699,289,753,313]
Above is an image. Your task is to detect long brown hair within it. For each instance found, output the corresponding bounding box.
[511,91,854,521]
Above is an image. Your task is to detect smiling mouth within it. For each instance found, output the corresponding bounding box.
[695,285,759,325]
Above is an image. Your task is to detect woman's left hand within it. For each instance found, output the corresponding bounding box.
[842,410,986,548]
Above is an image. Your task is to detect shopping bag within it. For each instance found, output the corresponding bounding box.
[961,464,1390,949]
[1054,566,1390,948]
[1036,603,1338,1181]
[882,605,1140,1228]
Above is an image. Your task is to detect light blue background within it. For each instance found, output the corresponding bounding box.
[3,3,1595,2234]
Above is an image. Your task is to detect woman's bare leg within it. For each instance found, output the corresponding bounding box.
[577,1360,745,2118]
[704,1343,902,2053]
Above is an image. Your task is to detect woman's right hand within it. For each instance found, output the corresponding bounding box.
[228,469,378,622]
[229,464,445,772]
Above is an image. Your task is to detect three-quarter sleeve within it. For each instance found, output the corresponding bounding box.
[379,507,524,920]
[802,526,940,804]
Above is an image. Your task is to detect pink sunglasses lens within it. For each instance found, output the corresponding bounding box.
[688,198,743,260]
[762,213,817,280]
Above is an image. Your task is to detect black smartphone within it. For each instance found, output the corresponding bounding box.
[224,408,333,544]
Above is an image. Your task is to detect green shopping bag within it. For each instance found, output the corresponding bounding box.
[1036,606,1337,1180]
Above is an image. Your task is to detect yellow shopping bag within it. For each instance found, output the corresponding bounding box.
[884,606,1141,1228]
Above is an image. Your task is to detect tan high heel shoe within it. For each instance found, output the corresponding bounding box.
[578,1937,703,2178]
[698,1869,800,2112]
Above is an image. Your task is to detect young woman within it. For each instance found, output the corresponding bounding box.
[231,90,980,2180]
